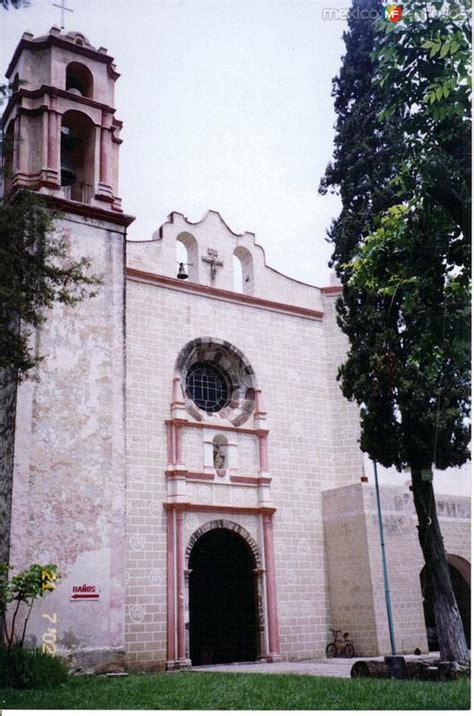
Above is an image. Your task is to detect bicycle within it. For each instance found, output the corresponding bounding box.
[325,629,355,658]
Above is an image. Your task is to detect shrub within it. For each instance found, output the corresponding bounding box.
[0,645,69,689]
[1,563,60,649]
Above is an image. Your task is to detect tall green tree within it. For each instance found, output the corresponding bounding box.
[319,0,403,459]
[319,0,399,272]
[320,0,471,662]
[376,0,471,246]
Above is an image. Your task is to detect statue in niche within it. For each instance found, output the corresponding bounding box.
[213,443,226,470]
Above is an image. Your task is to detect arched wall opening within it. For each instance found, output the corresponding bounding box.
[420,556,470,650]
[188,526,260,665]
[65,62,94,99]
[176,232,199,282]
[60,110,95,203]
[233,246,254,295]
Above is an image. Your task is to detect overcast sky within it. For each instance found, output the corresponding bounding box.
[1,0,352,286]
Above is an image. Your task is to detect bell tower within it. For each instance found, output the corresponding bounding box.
[2,26,131,220]
[3,29,133,674]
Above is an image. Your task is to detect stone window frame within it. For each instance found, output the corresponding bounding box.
[176,337,256,426]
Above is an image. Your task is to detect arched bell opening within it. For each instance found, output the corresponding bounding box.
[176,232,199,282]
[420,556,470,651]
[189,528,259,665]
[233,246,254,295]
[65,62,94,99]
[60,110,95,204]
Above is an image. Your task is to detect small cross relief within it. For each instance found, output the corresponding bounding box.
[201,249,223,281]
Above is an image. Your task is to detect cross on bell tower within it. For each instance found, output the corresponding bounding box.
[52,0,74,30]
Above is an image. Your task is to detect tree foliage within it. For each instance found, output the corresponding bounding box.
[0,193,101,377]
[344,199,470,471]
[0,563,59,650]
[336,0,472,473]
[376,0,471,245]
[1,0,30,9]
[319,0,399,274]
[320,0,471,662]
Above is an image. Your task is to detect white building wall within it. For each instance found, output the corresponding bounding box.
[10,213,127,673]
[124,211,367,668]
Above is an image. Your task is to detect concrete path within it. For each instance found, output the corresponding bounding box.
[192,653,440,679]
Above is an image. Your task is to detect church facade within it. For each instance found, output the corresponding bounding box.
[2,28,470,673]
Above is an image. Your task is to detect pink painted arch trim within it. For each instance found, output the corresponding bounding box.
[163,502,276,516]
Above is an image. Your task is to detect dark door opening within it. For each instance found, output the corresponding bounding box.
[420,562,471,650]
[189,528,258,665]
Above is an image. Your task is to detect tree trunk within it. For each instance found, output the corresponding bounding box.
[351,660,389,678]
[411,467,469,663]
[0,366,17,566]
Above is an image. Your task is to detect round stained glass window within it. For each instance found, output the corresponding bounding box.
[185,362,230,413]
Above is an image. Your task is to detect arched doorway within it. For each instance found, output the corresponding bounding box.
[189,528,259,665]
[420,557,470,650]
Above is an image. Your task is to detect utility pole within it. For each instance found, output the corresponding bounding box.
[373,460,397,655]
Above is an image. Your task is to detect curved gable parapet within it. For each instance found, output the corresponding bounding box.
[126,209,325,313]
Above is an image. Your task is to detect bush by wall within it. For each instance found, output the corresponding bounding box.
[0,645,69,689]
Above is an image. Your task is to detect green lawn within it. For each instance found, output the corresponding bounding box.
[0,672,470,710]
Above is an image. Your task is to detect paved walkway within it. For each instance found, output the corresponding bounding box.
[193,653,440,679]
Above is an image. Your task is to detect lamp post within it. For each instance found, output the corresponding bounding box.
[373,460,397,656]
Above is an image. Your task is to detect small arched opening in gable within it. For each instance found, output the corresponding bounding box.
[233,246,254,295]
[176,232,199,282]
[65,62,94,99]
[60,110,95,203]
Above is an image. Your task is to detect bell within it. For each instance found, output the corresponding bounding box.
[177,262,188,280]
[66,77,84,96]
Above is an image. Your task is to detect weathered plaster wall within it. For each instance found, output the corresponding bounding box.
[0,367,17,564]
[10,213,127,672]
[7,31,115,105]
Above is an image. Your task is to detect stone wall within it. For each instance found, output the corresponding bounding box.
[322,482,471,657]
[125,214,366,668]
